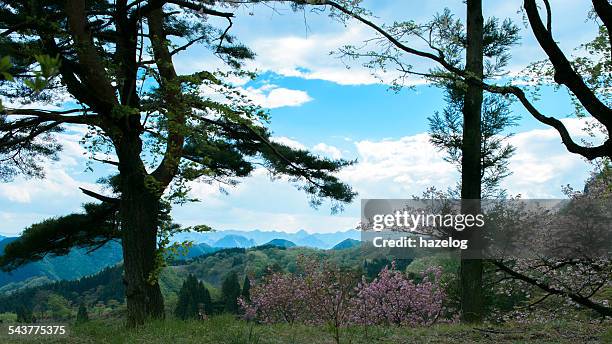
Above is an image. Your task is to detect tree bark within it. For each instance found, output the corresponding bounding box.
[117,132,165,327]
[460,0,484,323]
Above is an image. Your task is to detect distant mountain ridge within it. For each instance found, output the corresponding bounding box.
[213,235,256,248]
[174,229,360,249]
[263,239,296,248]
[179,242,218,259]
[332,239,361,250]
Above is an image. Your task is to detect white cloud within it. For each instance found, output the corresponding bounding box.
[243,84,313,108]
[235,1,596,87]
[0,116,596,236]
[313,143,342,159]
[248,25,421,86]
[176,121,595,233]
[340,134,457,197]
[502,118,595,197]
[167,1,599,89]
[271,136,307,150]
[0,128,104,235]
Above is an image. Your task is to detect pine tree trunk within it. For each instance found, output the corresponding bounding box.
[460,0,484,323]
[117,133,165,327]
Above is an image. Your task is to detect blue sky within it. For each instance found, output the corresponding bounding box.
[0,0,603,236]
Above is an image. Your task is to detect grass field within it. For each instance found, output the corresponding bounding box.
[1,315,610,344]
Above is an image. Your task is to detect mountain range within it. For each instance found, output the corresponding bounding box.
[173,229,360,249]
[213,235,257,248]
[0,229,361,292]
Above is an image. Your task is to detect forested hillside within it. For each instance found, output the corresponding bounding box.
[0,244,416,315]
[0,232,356,292]
[0,239,122,290]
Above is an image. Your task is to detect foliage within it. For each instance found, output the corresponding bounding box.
[15,305,34,323]
[363,257,411,280]
[47,293,72,320]
[0,53,63,180]
[221,272,242,314]
[351,264,447,326]
[422,10,520,198]
[175,274,213,320]
[240,255,450,343]
[0,203,120,272]
[0,265,125,314]
[241,275,251,302]
[429,91,519,198]
[76,303,89,323]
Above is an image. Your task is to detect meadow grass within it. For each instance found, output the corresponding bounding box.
[0,315,609,344]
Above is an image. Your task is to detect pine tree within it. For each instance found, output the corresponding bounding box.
[0,0,355,326]
[76,303,89,323]
[221,272,241,314]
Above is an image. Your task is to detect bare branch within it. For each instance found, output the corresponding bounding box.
[592,0,612,59]
[217,17,234,51]
[64,0,118,112]
[3,108,99,125]
[523,0,612,129]
[484,84,612,160]
[92,156,120,166]
[170,34,209,56]
[542,0,552,32]
[493,260,612,317]
[79,187,120,204]
[167,0,235,18]
[147,5,186,187]
[303,0,611,160]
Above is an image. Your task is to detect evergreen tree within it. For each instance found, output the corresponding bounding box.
[241,275,251,302]
[429,90,519,198]
[16,305,33,323]
[282,0,612,318]
[76,303,89,323]
[281,0,517,322]
[221,272,241,314]
[196,281,212,316]
[175,274,212,320]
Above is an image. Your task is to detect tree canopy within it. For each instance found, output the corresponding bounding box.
[0,0,356,326]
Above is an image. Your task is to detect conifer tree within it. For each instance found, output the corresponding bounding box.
[175,274,212,320]
[0,0,356,326]
[16,305,34,323]
[221,272,241,314]
[241,275,251,302]
[76,303,89,323]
